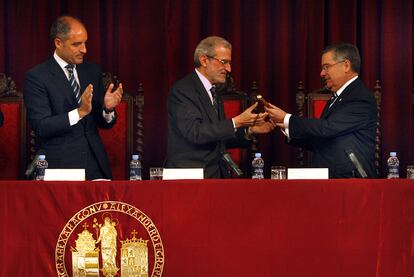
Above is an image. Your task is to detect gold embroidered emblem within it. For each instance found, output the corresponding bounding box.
[71,223,100,276]
[96,216,119,276]
[121,230,148,277]
[55,201,164,277]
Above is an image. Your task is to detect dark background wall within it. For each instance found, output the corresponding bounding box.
[1,0,412,175]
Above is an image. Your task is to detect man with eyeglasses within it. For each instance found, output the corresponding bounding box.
[265,43,377,178]
[166,36,274,178]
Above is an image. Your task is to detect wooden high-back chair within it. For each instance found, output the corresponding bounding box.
[0,73,28,179]
[99,73,144,180]
[219,75,255,178]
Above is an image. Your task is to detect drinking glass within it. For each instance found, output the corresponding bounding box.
[271,166,287,180]
[149,167,163,180]
[407,165,414,179]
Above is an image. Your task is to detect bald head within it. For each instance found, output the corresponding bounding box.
[50,16,85,41]
[52,16,88,64]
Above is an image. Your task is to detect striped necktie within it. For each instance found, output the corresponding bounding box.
[65,64,81,105]
[328,92,338,108]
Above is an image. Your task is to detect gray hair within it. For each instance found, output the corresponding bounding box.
[50,16,84,41]
[194,36,232,67]
[322,43,361,74]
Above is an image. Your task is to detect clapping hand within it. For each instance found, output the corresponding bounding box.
[104,83,123,112]
[77,84,94,118]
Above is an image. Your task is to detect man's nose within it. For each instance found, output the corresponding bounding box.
[80,43,87,54]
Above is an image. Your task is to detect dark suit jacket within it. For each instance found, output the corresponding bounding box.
[166,71,249,178]
[23,57,116,179]
[0,109,3,127]
[288,77,377,178]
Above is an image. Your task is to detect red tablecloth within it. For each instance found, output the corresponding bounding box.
[1,179,414,276]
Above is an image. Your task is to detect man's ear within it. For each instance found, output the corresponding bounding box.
[344,59,352,73]
[199,55,208,67]
[54,38,63,49]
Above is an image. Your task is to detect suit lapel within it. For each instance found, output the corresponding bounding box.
[76,63,89,93]
[320,94,339,118]
[321,78,360,118]
[192,73,226,155]
[320,97,332,118]
[47,58,78,106]
[192,73,219,123]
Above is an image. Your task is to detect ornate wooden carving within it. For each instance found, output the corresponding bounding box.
[220,75,248,110]
[0,73,27,179]
[0,73,22,98]
[373,80,382,176]
[101,72,120,91]
[135,83,144,164]
[248,81,259,106]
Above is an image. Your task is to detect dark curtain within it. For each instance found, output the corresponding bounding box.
[1,0,412,175]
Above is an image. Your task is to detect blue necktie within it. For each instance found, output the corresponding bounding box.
[65,64,81,105]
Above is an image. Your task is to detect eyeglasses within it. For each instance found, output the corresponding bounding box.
[206,55,232,66]
[321,60,345,71]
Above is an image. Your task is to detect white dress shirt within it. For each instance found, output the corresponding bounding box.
[53,52,114,125]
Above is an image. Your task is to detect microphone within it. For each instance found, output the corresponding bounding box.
[345,148,368,178]
[221,152,243,177]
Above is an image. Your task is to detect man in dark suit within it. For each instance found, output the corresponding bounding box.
[266,43,377,178]
[24,16,123,180]
[166,36,274,178]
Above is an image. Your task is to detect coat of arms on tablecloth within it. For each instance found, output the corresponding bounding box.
[70,212,149,277]
[56,201,164,277]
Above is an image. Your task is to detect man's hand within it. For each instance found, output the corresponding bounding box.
[104,83,123,112]
[249,120,276,134]
[77,84,93,118]
[264,103,287,125]
[233,102,268,128]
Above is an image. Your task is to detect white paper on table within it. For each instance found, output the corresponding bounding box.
[287,168,329,179]
[44,169,86,181]
[162,168,204,180]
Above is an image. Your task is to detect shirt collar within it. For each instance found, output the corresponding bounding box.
[335,75,358,97]
[53,51,76,72]
[195,68,213,93]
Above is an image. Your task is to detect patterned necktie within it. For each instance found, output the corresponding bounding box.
[328,92,338,109]
[211,85,219,114]
[65,64,81,105]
